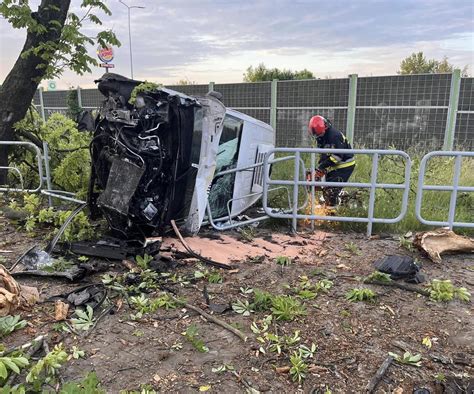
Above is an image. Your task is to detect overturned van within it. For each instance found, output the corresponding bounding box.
[88,74,274,239]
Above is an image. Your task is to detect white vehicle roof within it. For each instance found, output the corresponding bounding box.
[226,108,274,132]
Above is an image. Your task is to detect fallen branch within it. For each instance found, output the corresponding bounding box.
[5,335,44,386]
[365,355,393,393]
[366,280,430,297]
[0,334,47,357]
[170,220,234,270]
[168,294,247,342]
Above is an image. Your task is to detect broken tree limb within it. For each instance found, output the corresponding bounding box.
[366,280,430,297]
[0,334,47,357]
[170,220,235,270]
[366,355,394,393]
[167,294,247,342]
[414,228,474,263]
[5,335,44,386]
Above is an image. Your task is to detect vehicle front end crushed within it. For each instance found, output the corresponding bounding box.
[88,74,225,239]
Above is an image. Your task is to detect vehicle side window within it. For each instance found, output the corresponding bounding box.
[215,114,243,173]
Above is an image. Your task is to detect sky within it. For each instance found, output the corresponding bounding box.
[0,0,473,89]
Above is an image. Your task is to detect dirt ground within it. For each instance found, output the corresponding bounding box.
[1,215,473,393]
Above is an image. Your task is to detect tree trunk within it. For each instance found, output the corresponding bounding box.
[0,0,71,185]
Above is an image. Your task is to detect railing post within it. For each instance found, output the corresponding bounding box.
[38,87,46,121]
[367,153,379,236]
[208,81,215,92]
[447,155,462,229]
[77,86,82,109]
[42,142,53,207]
[270,79,278,132]
[292,151,300,234]
[346,74,358,145]
[443,69,461,150]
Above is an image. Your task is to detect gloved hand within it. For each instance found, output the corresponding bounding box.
[315,168,326,178]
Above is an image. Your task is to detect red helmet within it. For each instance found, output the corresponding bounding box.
[308,115,329,136]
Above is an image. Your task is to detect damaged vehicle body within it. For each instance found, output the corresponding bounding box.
[88,74,274,240]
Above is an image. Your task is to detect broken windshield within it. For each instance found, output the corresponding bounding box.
[208,114,243,219]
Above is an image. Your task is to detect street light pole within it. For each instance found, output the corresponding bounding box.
[119,0,145,79]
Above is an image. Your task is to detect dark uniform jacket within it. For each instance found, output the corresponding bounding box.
[316,126,355,171]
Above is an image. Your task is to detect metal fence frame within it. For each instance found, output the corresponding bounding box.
[415,151,474,229]
[0,141,45,193]
[262,148,412,236]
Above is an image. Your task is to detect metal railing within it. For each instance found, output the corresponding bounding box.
[415,151,474,229]
[0,141,44,193]
[0,141,86,205]
[262,148,412,236]
[204,157,301,231]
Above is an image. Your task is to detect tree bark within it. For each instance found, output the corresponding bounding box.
[0,0,71,184]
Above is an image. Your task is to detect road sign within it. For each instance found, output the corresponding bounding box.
[47,80,57,91]
[97,45,114,63]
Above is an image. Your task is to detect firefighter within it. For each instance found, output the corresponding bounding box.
[307,115,355,207]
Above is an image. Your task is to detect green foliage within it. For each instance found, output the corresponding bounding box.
[0,355,29,380]
[129,82,162,104]
[13,113,91,197]
[270,295,306,321]
[295,275,333,299]
[428,279,471,302]
[66,88,82,120]
[130,293,179,319]
[0,315,27,338]
[346,288,377,302]
[208,271,223,284]
[59,371,105,394]
[275,255,292,267]
[182,324,209,353]
[135,254,153,270]
[232,300,254,316]
[344,242,361,255]
[389,351,422,367]
[239,226,257,242]
[0,0,120,81]
[289,351,308,383]
[243,63,314,82]
[364,271,392,283]
[398,52,469,76]
[26,344,68,383]
[70,305,95,331]
[11,194,94,242]
[251,289,274,312]
[398,236,414,251]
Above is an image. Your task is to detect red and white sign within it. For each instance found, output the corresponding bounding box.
[97,45,114,63]
[99,63,115,69]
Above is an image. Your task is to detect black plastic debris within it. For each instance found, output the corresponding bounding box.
[374,255,425,283]
[47,284,107,311]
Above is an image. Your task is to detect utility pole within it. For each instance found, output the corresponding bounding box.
[119,0,145,79]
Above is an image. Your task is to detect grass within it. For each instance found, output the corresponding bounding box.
[267,149,474,235]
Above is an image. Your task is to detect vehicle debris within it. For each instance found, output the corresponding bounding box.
[374,255,425,283]
[413,228,474,263]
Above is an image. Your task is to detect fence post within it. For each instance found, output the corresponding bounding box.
[270,79,278,131]
[346,74,358,145]
[77,86,82,108]
[42,141,53,207]
[38,87,46,121]
[208,81,215,92]
[443,69,461,150]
